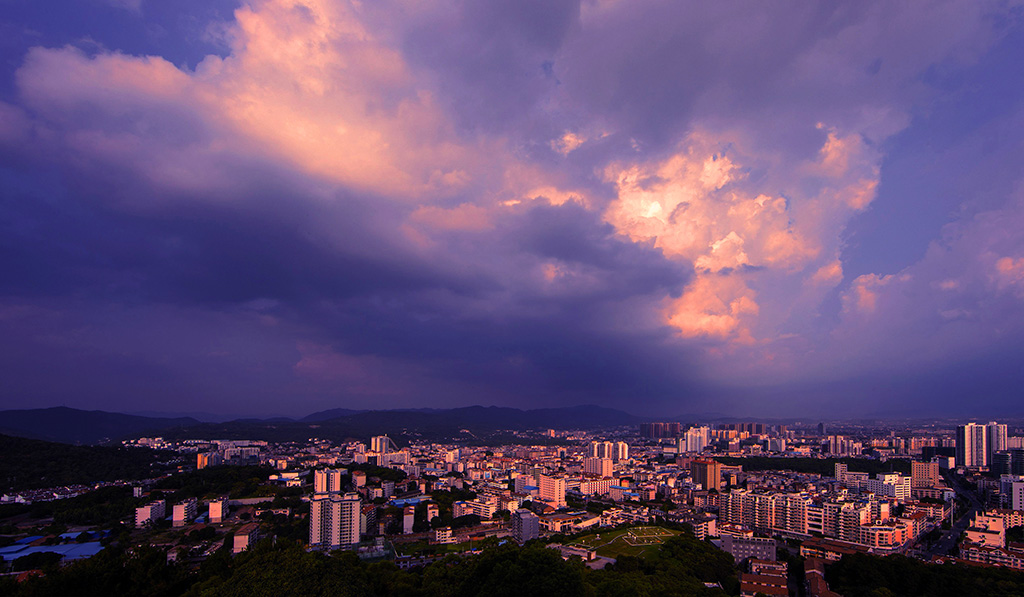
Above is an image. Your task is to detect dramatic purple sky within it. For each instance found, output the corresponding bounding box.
[1,1,1023,418]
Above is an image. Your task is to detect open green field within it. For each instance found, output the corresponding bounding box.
[568,526,681,559]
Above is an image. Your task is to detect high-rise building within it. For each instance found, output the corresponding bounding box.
[370,435,393,454]
[722,535,776,563]
[613,441,629,463]
[681,426,710,453]
[538,474,566,507]
[172,498,197,527]
[911,462,941,489]
[134,500,166,528]
[956,423,989,467]
[640,422,682,438]
[865,473,911,501]
[197,452,222,469]
[692,459,723,492]
[403,506,415,534]
[826,435,861,456]
[453,499,497,519]
[233,524,259,554]
[583,457,613,478]
[314,469,345,494]
[589,440,629,462]
[512,474,533,494]
[922,446,956,461]
[512,508,540,544]
[991,449,1024,476]
[987,422,1008,464]
[588,441,613,459]
[310,492,361,549]
[1013,482,1024,512]
[208,499,225,523]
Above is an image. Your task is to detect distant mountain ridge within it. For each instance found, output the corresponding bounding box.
[301,404,642,430]
[300,407,367,422]
[0,404,641,445]
[0,406,200,445]
[172,404,643,443]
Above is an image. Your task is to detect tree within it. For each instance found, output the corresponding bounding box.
[13,551,62,572]
[450,514,481,529]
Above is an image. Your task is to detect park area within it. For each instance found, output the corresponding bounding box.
[567,526,681,559]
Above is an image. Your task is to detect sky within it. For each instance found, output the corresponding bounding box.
[1,0,1023,419]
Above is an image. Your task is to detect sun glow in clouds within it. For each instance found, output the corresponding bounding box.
[604,128,881,344]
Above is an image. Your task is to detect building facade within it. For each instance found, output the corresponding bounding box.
[957,423,989,467]
[512,508,540,544]
[310,492,361,549]
[692,460,723,492]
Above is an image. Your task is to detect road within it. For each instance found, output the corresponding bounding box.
[922,472,981,558]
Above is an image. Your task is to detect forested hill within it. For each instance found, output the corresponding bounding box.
[0,434,175,493]
[0,405,640,446]
[0,406,199,444]
[161,405,643,444]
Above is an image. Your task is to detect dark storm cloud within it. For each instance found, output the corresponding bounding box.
[0,106,700,413]
[400,0,579,136]
[0,0,1022,417]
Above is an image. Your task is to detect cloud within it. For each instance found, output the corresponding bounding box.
[100,0,143,13]
[602,126,879,342]
[552,131,586,155]
[842,273,901,316]
[13,1,500,201]
[821,190,1024,377]
[0,0,1022,416]
[409,203,493,232]
[994,256,1024,293]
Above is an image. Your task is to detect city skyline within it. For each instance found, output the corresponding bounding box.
[5,403,1024,590]
[2,1,1024,418]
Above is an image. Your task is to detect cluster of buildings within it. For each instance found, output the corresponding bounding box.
[113,418,1024,576]
[716,462,952,552]
[134,496,203,528]
[2,483,110,505]
[955,509,1024,570]
[952,420,1024,570]
[304,436,634,550]
[292,424,952,560]
[128,488,287,563]
[195,440,267,469]
[294,424,967,554]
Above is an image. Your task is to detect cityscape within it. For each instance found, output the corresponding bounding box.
[3,0,1024,595]
[3,411,1024,594]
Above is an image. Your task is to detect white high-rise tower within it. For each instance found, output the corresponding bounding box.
[987,422,1008,464]
[956,423,988,467]
[310,492,361,549]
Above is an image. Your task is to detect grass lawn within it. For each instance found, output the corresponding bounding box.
[568,526,681,559]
